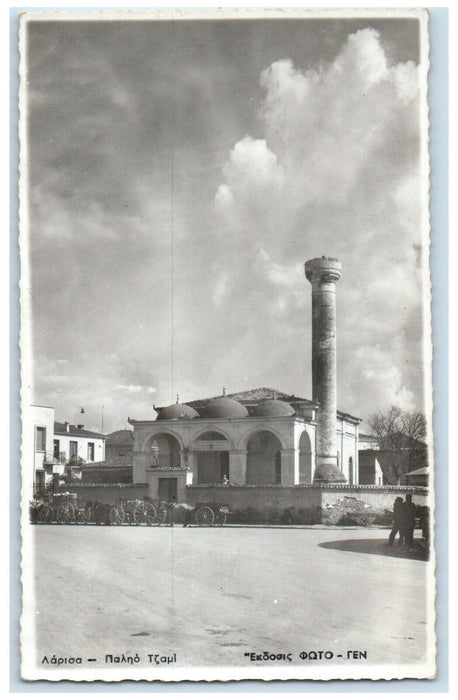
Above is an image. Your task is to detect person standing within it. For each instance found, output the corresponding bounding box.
[401,494,417,547]
[388,496,404,545]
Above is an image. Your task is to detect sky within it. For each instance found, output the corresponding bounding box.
[22,14,429,433]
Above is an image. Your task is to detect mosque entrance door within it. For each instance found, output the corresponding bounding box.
[158,478,177,502]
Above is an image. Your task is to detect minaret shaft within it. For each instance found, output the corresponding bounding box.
[305,257,346,484]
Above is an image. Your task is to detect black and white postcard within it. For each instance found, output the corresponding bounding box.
[19,8,435,682]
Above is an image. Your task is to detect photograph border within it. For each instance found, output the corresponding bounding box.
[9,4,449,691]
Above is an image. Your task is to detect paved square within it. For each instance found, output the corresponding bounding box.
[29,525,433,677]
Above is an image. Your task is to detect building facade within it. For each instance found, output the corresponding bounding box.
[25,405,56,495]
[129,388,361,502]
[53,421,105,468]
[105,429,134,461]
[24,407,106,495]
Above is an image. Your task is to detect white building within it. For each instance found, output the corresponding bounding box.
[53,421,105,469]
[23,405,106,496]
[24,405,56,495]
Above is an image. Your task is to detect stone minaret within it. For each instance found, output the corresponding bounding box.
[304,257,346,483]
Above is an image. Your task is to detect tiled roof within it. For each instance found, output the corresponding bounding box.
[82,455,132,468]
[186,387,360,422]
[54,421,105,439]
[185,387,317,410]
[152,388,361,422]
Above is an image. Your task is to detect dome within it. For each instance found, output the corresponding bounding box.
[156,403,199,421]
[252,399,295,417]
[201,397,249,419]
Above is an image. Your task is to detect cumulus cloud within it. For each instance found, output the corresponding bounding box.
[214,27,425,418]
[217,28,420,215]
[27,21,426,428]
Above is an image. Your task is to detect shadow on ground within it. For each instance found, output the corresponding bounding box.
[319,538,429,561]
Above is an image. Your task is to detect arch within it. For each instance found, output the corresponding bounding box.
[142,431,182,469]
[298,430,312,484]
[238,424,286,451]
[140,428,185,453]
[246,430,283,485]
[192,427,233,445]
[191,429,232,485]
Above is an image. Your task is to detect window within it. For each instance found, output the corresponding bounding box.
[36,427,46,452]
[69,441,78,458]
[349,456,354,485]
[53,439,60,459]
[87,442,94,461]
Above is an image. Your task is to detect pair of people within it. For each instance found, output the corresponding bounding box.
[388,494,417,547]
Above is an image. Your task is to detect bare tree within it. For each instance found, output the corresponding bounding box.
[368,406,427,484]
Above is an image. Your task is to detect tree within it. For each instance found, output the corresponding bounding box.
[368,406,427,484]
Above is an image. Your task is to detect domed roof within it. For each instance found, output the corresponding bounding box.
[252,399,295,417]
[156,403,199,421]
[201,397,249,419]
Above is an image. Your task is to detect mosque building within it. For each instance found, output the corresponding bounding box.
[128,257,362,503]
[128,387,360,503]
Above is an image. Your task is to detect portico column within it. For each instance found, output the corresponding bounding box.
[305,256,346,483]
[229,450,247,485]
[186,451,198,482]
[281,448,299,486]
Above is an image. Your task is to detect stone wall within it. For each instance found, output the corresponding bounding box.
[319,487,428,525]
[186,484,429,525]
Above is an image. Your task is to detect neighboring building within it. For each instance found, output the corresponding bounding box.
[25,407,106,495]
[78,430,133,487]
[401,466,429,487]
[358,433,382,485]
[80,455,133,484]
[105,429,134,461]
[358,450,384,486]
[128,387,361,502]
[53,421,105,471]
[359,432,427,485]
[359,433,380,451]
[26,405,58,495]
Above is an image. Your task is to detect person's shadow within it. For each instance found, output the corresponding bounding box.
[319,538,429,561]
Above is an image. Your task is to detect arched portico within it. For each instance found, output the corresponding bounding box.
[298,430,313,484]
[144,432,182,469]
[238,425,286,452]
[246,430,284,485]
[191,430,230,485]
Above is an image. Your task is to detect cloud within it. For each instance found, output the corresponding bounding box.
[217,28,420,216]
[213,27,425,418]
[115,384,157,394]
[27,22,426,428]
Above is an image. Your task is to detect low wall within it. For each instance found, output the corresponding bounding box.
[54,483,148,504]
[186,485,322,524]
[53,482,429,525]
[186,484,429,525]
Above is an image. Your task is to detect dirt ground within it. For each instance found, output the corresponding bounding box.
[28,524,434,679]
